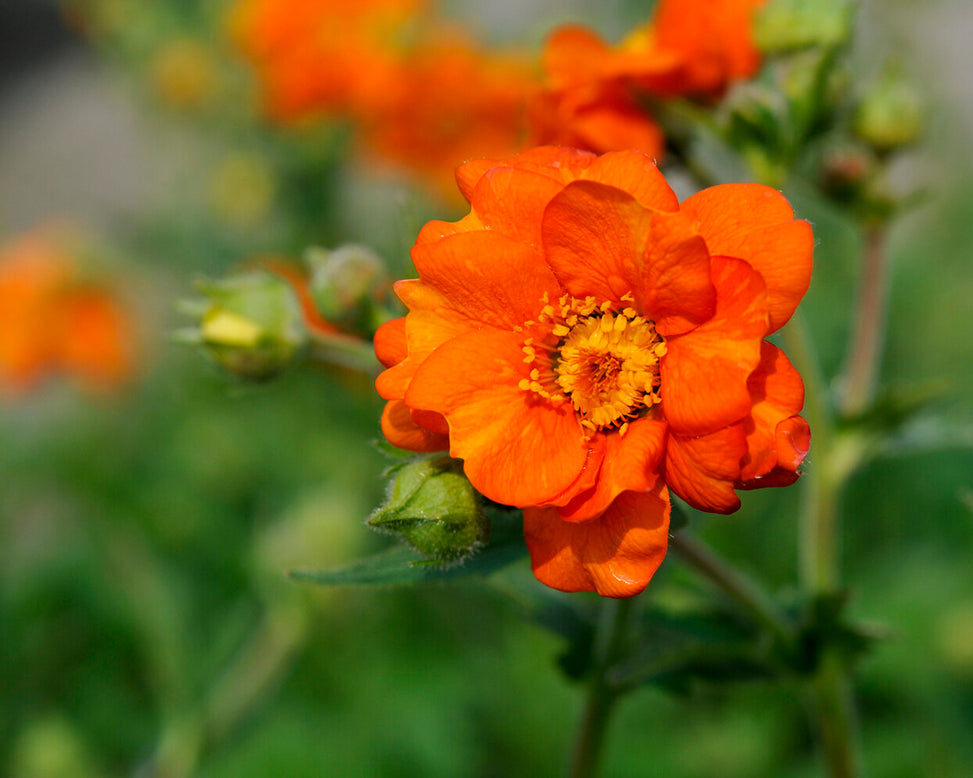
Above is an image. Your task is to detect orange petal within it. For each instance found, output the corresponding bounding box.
[638,210,716,334]
[543,180,652,305]
[525,486,670,598]
[739,342,806,481]
[652,0,765,94]
[405,328,591,506]
[664,423,747,513]
[542,25,611,87]
[410,230,558,329]
[681,184,813,332]
[456,146,594,202]
[374,306,472,400]
[374,317,406,368]
[565,103,666,158]
[738,415,809,491]
[469,165,568,247]
[580,150,679,212]
[557,417,667,522]
[381,400,450,453]
[661,256,767,436]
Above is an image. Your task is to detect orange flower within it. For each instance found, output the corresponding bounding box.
[230,0,425,121]
[375,147,812,597]
[531,0,767,154]
[355,29,533,198]
[651,0,768,96]
[0,228,135,394]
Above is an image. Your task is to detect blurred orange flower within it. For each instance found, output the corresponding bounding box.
[0,228,136,395]
[375,147,812,597]
[230,0,426,121]
[355,30,532,197]
[531,0,768,154]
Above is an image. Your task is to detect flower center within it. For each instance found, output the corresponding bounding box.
[519,294,666,435]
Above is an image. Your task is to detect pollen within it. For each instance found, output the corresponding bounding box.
[519,294,665,432]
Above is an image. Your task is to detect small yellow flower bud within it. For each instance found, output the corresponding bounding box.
[180,271,304,380]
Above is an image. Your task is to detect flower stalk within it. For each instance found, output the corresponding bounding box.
[568,597,635,778]
[669,530,797,652]
[840,223,890,417]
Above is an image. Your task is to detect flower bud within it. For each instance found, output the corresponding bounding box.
[305,245,390,334]
[854,70,922,153]
[368,455,487,563]
[818,142,877,202]
[754,0,855,54]
[180,271,304,380]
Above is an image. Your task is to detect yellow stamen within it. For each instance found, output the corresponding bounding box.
[519,294,665,432]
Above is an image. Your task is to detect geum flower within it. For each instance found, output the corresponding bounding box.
[531,0,768,154]
[375,147,812,598]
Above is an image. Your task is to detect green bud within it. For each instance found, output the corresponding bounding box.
[754,0,855,54]
[854,69,922,153]
[368,455,487,563]
[179,271,304,380]
[305,244,389,334]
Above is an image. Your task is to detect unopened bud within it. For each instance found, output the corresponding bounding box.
[368,455,487,562]
[754,0,854,54]
[854,70,922,153]
[180,271,304,380]
[305,245,389,334]
[819,142,876,202]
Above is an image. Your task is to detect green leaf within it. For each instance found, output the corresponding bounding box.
[288,508,526,587]
[608,607,770,692]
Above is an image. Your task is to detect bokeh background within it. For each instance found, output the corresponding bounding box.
[1,1,971,776]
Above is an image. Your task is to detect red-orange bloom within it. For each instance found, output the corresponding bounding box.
[531,0,768,154]
[0,228,136,395]
[375,147,812,598]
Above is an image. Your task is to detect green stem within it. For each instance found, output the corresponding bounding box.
[669,531,796,651]
[307,331,383,375]
[568,597,634,778]
[810,649,862,778]
[840,224,889,417]
[787,272,866,777]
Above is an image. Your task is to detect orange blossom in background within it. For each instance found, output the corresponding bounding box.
[375,146,812,597]
[531,0,769,154]
[230,0,426,121]
[0,227,136,395]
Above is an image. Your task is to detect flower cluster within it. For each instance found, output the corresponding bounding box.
[231,0,769,194]
[230,0,531,194]
[375,147,812,597]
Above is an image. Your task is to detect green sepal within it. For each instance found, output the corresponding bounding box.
[368,455,488,562]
